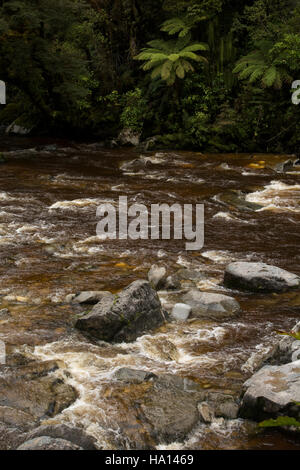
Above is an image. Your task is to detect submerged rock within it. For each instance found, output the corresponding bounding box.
[113,368,156,384]
[148,265,167,290]
[272,159,296,173]
[0,422,27,450]
[75,280,167,343]
[224,262,300,292]
[23,424,97,450]
[182,290,240,320]
[0,360,77,424]
[141,337,179,362]
[17,436,82,450]
[107,369,206,447]
[198,402,215,423]
[239,361,300,421]
[66,291,112,305]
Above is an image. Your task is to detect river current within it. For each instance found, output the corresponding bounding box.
[0,137,299,449]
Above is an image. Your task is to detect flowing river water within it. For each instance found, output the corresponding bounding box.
[0,137,299,450]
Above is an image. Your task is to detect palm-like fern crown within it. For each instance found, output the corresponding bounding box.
[233,41,292,89]
[160,16,199,38]
[135,36,208,85]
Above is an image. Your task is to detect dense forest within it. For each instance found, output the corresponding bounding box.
[0,0,299,152]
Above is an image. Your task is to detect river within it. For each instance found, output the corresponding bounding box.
[0,137,299,450]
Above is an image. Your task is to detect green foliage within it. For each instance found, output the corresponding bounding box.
[259,415,300,429]
[0,0,93,127]
[277,330,300,341]
[161,16,199,38]
[135,36,208,85]
[120,88,147,132]
[233,42,292,89]
[0,0,299,151]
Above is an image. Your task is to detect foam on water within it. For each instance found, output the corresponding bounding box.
[49,198,115,211]
[245,181,300,213]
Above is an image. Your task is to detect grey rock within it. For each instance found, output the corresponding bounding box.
[164,275,181,290]
[118,128,141,147]
[218,190,263,212]
[171,303,192,321]
[148,265,167,290]
[23,424,97,450]
[217,401,239,420]
[198,402,214,423]
[134,374,205,444]
[113,368,156,384]
[273,159,295,173]
[75,280,167,343]
[6,122,32,136]
[0,360,77,421]
[67,291,113,305]
[0,422,27,450]
[174,268,206,283]
[100,368,241,448]
[17,436,82,450]
[240,361,300,421]
[224,262,300,292]
[182,290,240,320]
[0,406,35,427]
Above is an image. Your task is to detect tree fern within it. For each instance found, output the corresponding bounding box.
[135,36,208,86]
[233,44,292,89]
[160,17,194,38]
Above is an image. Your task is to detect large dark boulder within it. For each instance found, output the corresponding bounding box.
[224,262,300,292]
[75,280,167,343]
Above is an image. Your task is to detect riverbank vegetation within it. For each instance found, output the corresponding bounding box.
[0,0,299,152]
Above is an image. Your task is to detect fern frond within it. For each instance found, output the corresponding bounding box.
[262,66,277,87]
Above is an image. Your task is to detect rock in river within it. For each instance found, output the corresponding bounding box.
[0,360,77,424]
[239,361,300,421]
[224,262,300,292]
[75,280,167,343]
[22,424,97,450]
[148,265,167,290]
[182,290,240,320]
[109,368,206,447]
[17,436,82,450]
[66,290,112,305]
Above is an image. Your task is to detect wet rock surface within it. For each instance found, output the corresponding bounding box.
[17,436,82,450]
[224,262,300,292]
[148,265,167,290]
[75,280,167,343]
[0,360,77,424]
[107,369,206,447]
[22,424,98,450]
[66,291,113,305]
[0,147,300,449]
[182,290,241,320]
[106,368,240,448]
[240,361,300,422]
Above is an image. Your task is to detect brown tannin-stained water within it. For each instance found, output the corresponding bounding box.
[0,137,299,450]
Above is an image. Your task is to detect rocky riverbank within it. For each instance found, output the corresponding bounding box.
[0,261,298,450]
[0,144,299,449]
